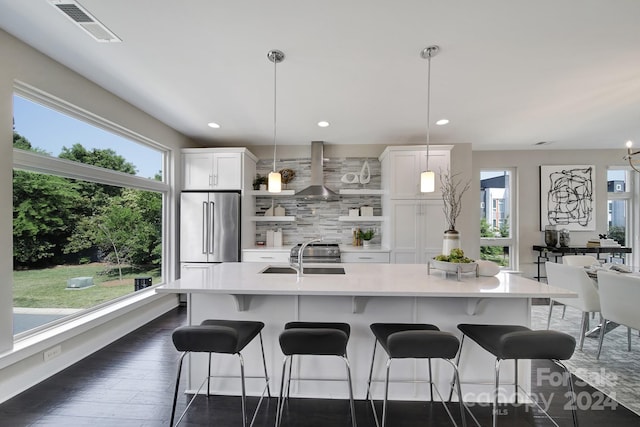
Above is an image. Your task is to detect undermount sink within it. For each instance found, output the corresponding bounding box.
[261,266,345,275]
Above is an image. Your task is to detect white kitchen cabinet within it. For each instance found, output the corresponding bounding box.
[379,146,452,199]
[379,145,451,264]
[182,149,247,190]
[389,199,445,264]
[242,249,290,263]
[341,251,390,263]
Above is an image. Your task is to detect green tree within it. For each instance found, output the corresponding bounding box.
[59,144,137,204]
[66,188,162,276]
[13,131,32,151]
[59,143,137,174]
[479,217,509,266]
[13,170,81,266]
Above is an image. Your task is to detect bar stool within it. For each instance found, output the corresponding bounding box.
[366,323,466,427]
[455,324,578,427]
[276,321,356,427]
[171,319,271,427]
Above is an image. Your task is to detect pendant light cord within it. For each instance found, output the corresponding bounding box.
[272,54,278,172]
[426,51,431,171]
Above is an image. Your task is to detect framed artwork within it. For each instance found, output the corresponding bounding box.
[540,165,595,231]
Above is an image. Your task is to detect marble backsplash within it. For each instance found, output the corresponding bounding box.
[254,156,382,246]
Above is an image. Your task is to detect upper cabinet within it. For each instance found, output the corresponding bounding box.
[182,148,256,191]
[379,145,452,199]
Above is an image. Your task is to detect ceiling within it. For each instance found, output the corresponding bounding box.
[1,0,640,152]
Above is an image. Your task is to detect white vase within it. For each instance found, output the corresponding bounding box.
[442,229,460,255]
[363,239,371,247]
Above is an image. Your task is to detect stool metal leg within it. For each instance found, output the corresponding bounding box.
[514,359,518,404]
[366,339,378,402]
[442,359,467,427]
[286,355,293,399]
[237,353,247,427]
[276,356,290,427]
[448,334,465,402]
[382,357,392,427]
[366,339,380,427]
[428,358,434,402]
[258,332,271,398]
[170,352,187,427]
[628,327,632,352]
[207,352,212,396]
[493,359,501,427]
[341,355,357,427]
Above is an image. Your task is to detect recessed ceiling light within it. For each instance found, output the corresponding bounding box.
[436,119,449,126]
[317,121,330,128]
[207,122,220,129]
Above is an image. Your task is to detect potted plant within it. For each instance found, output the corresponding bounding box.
[253,174,268,190]
[358,228,375,247]
[439,170,470,254]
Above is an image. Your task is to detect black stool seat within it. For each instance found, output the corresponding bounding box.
[457,324,576,360]
[173,320,264,354]
[280,321,349,356]
[367,323,466,427]
[276,321,356,427]
[370,323,460,359]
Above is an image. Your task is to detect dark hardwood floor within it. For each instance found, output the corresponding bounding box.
[1,306,639,426]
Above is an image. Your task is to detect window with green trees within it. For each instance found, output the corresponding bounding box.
[13,92,167,335]
[607,169,630,249]
[480,170,515,268]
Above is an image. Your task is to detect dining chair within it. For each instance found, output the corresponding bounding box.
[559,256,600,319]
[545,262,601,350]
[595,270,640,359]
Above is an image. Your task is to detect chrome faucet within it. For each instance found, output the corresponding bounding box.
[291,238,322,277]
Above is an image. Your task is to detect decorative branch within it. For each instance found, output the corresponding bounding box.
[439,170,471,231]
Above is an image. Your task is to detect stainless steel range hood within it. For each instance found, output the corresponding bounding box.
[296,141,339,200]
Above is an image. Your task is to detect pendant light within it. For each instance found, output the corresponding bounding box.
[420,45,439,193]
[625,140,640,173]
[267,49,285,193]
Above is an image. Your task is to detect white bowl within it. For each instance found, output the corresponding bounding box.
[428,259,478,280]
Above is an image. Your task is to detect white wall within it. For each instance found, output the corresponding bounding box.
[0,29,190,401]
[474,149,629,277]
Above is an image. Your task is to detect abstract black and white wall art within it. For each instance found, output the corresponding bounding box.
[540,165,595,231]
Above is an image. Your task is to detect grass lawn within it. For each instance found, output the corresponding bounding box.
[13,263,161,309]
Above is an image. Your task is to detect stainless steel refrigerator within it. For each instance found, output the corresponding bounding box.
[180,192,240,263]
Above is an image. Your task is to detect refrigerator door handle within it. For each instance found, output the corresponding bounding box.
[209,201,215,254]
[202,201,208,254]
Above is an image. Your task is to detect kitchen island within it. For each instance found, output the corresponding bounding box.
[157,262,575,402]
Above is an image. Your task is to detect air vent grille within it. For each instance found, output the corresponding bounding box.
[55,4,93,23]
[49,0,121,43]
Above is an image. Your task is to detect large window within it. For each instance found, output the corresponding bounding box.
[12,89,168,336]
[607,169,631,260]
[480,169,516,269]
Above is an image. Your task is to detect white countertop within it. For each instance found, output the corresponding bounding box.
[159,262,575,299]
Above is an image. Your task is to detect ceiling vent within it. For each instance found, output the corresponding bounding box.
[49,0,121,43]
